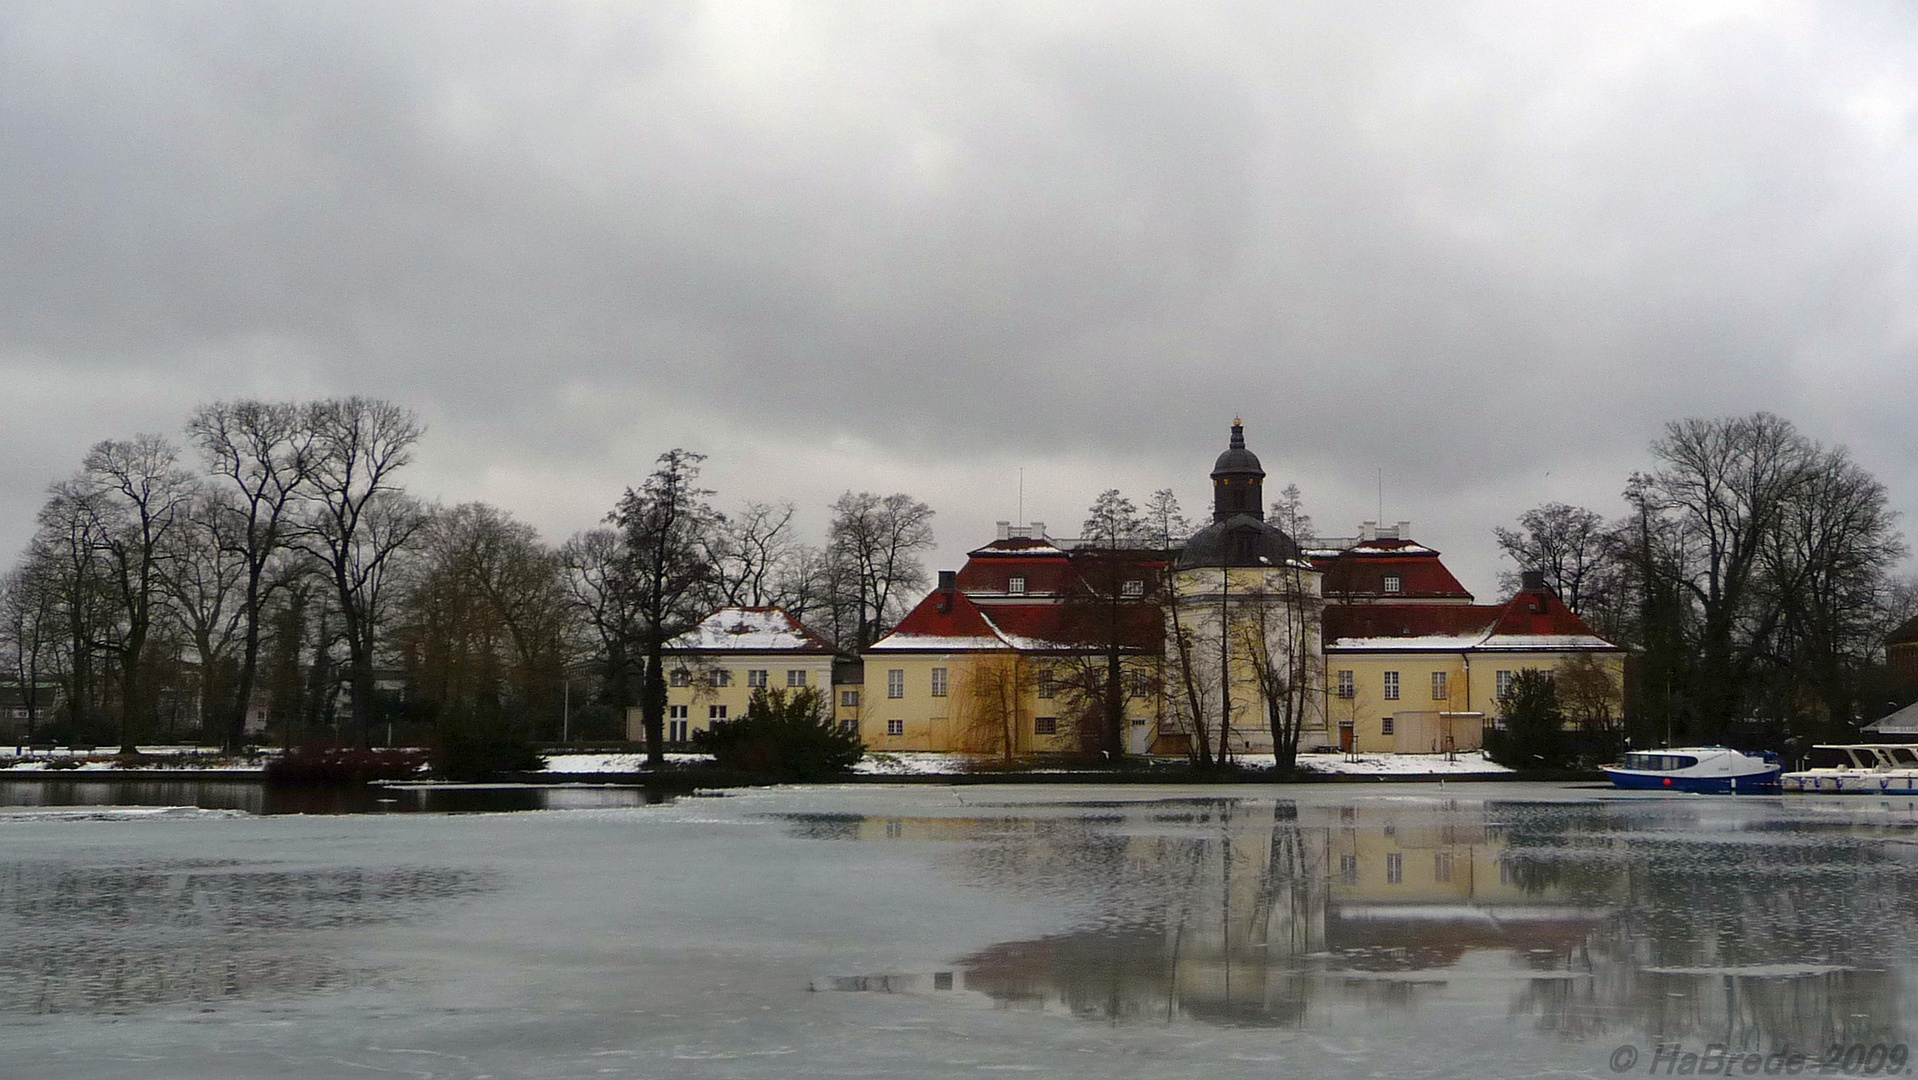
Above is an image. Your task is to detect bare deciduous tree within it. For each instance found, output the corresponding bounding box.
[80,435,200,753]
[827,492,934,650]
[294,397,427,744]
[187,399,316,749]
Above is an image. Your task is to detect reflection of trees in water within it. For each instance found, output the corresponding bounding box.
[1510,824,1913,1048]
[0,861,497,1014]
[796,797,1915,1042]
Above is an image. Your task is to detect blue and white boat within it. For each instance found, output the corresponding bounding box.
[1602,747,1782,793]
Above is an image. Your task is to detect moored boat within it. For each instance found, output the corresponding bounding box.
[1781,744,1918,794]
[1601,747,1782,793]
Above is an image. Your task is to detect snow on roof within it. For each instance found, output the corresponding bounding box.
[1476,634,1616,652]
[1325,634,1497,652]
[866,634,1006,652]
[666,607,836,654]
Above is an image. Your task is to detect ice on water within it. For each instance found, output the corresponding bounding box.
[1,784,1914,1079]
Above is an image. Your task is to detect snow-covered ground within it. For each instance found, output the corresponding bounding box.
[0,745,1513,778]
[1292,751,1513,776]
[0,746,270,772]
[852,752,978,776]
[541,752,711,773]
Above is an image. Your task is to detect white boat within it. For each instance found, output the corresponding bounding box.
[1601,747,1782,793]
[1781,744,1918,794]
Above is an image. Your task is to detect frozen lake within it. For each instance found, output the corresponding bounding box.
[2,783,1915,1079]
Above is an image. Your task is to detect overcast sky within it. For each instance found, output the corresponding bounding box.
[5,0,1917,599]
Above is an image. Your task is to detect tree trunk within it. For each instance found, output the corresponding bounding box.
[642,647,666,767]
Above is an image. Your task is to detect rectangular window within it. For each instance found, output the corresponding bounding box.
[1336,670,1354,699]
[786,669,806,687]
[708,705,728,721]
[669,719,688,742]
[669,668,691,687]
[710,668,732,687]
[930,667,948,697]
[1381,717,1394,736]
[1434,852,1453,883]
[1431,671,1447,701]
[669,704,688,720]
[1383,671,1399,701]
[839,718,858,735]
[747,669,768,688]
[1033,716,1058,736]
[1496,670,1514,699]
[1036,669,1054,699]
[1127,670,1149,699]
[1121,579,1144,597]
[840,690,859,708]
[887,669,904,699]
[1008,575,1026,594]
[1339,854,1358,885]
[886,718,904,736]
[1383,574,1401,594]
[1386,852,1403,884]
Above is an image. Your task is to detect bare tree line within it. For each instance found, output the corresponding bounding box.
[0,399,934,758]
[1495,412,1912,743]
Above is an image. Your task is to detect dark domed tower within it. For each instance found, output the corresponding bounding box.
[1211,418,1265,523]
[1178,418,1298,569]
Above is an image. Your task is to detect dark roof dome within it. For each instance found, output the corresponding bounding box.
[1178,516,1300,569]
[1212,418,1264,478]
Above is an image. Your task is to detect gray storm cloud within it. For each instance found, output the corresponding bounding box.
[3,0,1916,596]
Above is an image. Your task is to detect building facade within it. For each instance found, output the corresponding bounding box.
[851,421,1625,759]
[623,607,843,744]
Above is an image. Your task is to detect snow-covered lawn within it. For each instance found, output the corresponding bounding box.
[1292,751,1513,776]
[852,752,977,776]
[541,752,712,773]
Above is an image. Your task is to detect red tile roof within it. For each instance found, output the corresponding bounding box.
[1312,540,1474,602]
[1325,588,1617,652]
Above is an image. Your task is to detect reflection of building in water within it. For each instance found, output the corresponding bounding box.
[801,799,1609,1027]
[788,797,1913,1045]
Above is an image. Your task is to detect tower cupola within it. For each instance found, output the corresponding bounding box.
[1210,418,1266,522]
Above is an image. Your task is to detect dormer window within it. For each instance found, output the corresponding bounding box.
[1383,574,1401,594]
[1008,576,1026,594]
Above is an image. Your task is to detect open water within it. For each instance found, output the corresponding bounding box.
[1,782,1915,1079]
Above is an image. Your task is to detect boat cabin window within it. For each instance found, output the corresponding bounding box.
[1888,747,1918,767]
[1807,747,1857,769]
[1622,753,1699,771]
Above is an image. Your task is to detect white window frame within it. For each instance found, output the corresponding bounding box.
[840,690,859,708]
[1386,852,1403,884]
[1381,717,1395,736]
[747,669,768,688]
[930,667,947,697]
[886,718,904,737]
[1430,671,1447,701]
[1008,575,1026,594]
[1336,670,1354,699]
[1495,670,1514,699]
[708,705,727,720]
[1121,580,1144,597]
[669,668,691,687]
[1383,574,1401,594]
[887,669,904,699]
[1383,671,1400,701]
[786,669,806,687]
